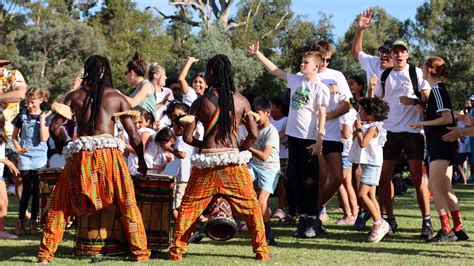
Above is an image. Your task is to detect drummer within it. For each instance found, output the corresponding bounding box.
[169,54,269,261]
[37,55,150,263]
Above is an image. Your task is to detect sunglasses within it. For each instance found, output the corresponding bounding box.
[322,57,331,63]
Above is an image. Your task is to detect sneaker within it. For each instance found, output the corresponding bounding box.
[368,220,390,243]
[303,217,319,238]
[294,217,307,238]
[354,210,370,231]
[336,216,356,225]
[427,229,457,243]
[15,220,26,236]
[384,216,398,235]
[267,237,278,246]
[0,230,18,239]
[188,230,203,244]
[420,220,434,240]
[272,208,286,221]
[453,228,469,241]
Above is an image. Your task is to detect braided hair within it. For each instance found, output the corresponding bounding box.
[82,55,113,134]
[205,54,236,144]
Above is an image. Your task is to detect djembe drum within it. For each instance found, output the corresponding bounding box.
[133,173,174,250]
[38,168,62,226]
[74,203,127,256]
[204,195,238,241]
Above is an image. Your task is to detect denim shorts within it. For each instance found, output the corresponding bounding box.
[249,164,279,194]
[360,164,381,186]
[342,156,352,169]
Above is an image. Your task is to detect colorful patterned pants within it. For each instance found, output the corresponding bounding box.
[169,163,270,260]
[37,147,150,262]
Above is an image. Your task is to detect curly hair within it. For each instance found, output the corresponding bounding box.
[358,97,390,122]
[26,87,50,103]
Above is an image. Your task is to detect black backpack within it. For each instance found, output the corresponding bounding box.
[380,64,420,100]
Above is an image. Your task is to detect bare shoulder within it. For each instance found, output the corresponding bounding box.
[233,92,251,111]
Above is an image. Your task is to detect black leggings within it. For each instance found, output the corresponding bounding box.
[286,136,320,216]
[19,170,40,221]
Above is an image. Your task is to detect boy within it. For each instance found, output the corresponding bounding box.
[248,97,280,245]
[249,42,329,237]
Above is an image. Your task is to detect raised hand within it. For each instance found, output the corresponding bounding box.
[40,110,52,123]
[187,57,199,64]
[358,9,372,30]
[248,41,260,55]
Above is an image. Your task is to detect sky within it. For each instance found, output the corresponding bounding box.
[136,0,426,39]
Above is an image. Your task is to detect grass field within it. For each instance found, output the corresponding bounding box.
[1,184,473,265]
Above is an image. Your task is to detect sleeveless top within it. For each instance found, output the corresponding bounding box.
[130,80,158,120]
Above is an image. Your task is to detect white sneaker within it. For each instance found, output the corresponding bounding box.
[272,208,286,220]
[0,230,18,239]
[368,220,390,243]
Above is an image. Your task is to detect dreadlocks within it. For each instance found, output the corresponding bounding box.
[82,55,113,134]
[206,54,236,144]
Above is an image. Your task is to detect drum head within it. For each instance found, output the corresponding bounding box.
[204,217,238,241]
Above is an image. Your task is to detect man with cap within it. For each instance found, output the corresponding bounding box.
[371,38,433,240]
[0,58,27,215]
[351,9,393,87]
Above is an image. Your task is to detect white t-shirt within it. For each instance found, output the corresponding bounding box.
[182,88,198,107]
[155,87,175,122]
[286,73,330,140]
[340,108,357,156]
[358,51,384,83]
[250,124,280,171]
[374,64,430,133]
[318,68,352,142]
[127,127,157,175]
[348,121,387,166]
[269,116,288,159]
[175,136,195,182]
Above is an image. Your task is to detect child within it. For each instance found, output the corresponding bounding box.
[410,56,469,242]
[0,111,20,239]
[348,97,390,243]
[153,127,175,174]
[248,97,280,245]
[12,87,51,236]
[249,41,329,238]
[170,116,195,219]
[125,108,157,175]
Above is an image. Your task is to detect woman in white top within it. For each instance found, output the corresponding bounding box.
[148,62,175,125]
[177,57,208,106]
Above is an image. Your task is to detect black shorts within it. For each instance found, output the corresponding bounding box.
[383,132,424,160]
[456,152,471,165]
[426,133,457,164]
[322,140,343,155]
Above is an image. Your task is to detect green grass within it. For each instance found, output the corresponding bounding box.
[1,185,474,265]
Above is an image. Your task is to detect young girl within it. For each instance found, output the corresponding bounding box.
[410,56,469,242]
[153,127,175,174]
[348,97,390,243]
[177,57,208,106]
[12,87,51,236]
[124,108,157,176]
[0,111,20,239]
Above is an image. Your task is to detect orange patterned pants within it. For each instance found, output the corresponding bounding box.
[37,147,150,262]
[169,163,270,260]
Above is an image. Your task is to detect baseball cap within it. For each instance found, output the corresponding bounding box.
[469,94,474,101]
[0,59,11,66]
[391,39,409,51]
[378,40,393,51]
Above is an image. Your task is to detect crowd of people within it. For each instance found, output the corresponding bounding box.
[0,9,472,263]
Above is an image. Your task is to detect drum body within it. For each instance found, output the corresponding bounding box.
[38,168,62,226]
[133,174,174,249]
[74,203,127,256]
[204,195,238,241]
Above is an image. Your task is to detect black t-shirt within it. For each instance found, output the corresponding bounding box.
[12,111,52,129]
[424,82,455,136]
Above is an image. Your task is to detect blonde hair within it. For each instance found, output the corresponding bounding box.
[424,56,448,79]
[302,51,323,66]
[26,87,50,103]
[148,62,165,81]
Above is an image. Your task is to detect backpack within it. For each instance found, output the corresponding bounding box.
[380,64,420,100]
